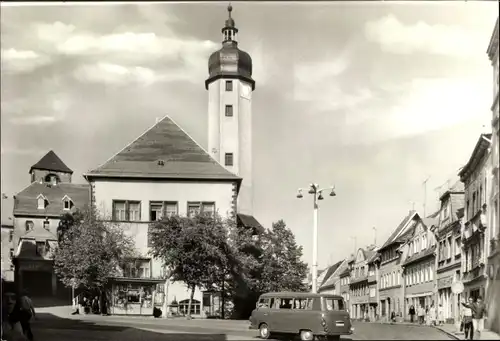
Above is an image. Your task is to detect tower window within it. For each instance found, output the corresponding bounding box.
[225,153,234,166]
[43,220,50,230]
[225,105,233,117]
[225,81,233,92]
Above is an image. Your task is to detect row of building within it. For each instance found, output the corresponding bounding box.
[315,18,499,333]
[1,5,262,318]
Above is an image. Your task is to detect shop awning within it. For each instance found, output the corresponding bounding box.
[405,292,434,299]
[109,276,165,284]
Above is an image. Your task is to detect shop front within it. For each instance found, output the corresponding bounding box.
[437,272,460,323]
[109,277,165,316]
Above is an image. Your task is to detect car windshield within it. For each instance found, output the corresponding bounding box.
[324,298,344,311]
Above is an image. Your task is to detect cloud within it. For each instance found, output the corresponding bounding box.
[340,77,491,145]
[33,21,218,84]
[2,94,70,126]
[365,14,485,59]
[291,43,374,112]
[74,62,159,85]
[1,48,51,73]
[0,146,46,156]
[9,115,59,125]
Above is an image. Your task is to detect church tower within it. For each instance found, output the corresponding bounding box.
[206,4,255,215]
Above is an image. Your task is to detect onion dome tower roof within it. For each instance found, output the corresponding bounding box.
[205,4,255,90]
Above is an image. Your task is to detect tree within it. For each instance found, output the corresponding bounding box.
[226,219,309,318]
[259,220,309,292]
[57,210,84,243]
[149,213,236,318]
[54,208,137,292]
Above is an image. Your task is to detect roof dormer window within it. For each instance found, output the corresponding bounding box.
[62,195,72,210]
[37,194,47,210]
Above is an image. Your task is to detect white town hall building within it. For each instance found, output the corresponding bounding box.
[83,4,262,317]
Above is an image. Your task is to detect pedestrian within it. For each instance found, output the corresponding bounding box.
[464,296,487,339]
[429,302,437,326]
[425,305,430,325]
[409,305,415,323]
[391,311,396,323]
[15,290,36,341]
[418,305,425,325]
[461,297,474,340]
[438,304,444,326]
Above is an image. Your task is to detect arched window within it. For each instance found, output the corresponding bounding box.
[44,173,60,184]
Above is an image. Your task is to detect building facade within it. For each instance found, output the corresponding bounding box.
[1,224,14,283]
[459,134,492,302]
[348,247,377,321]
[377,211,420,320]
[11,151,89,298]
[339,263,351,316]
[486,17,500,334]
[84,115,240,316]
[400,217,437,319]
[318,260,344,295]
[432,181,464,324]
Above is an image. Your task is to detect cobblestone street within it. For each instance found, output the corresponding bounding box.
[29,313,456,341]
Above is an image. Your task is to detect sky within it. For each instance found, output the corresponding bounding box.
[1,1,498,269]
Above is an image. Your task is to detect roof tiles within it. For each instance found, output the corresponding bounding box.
[14,182,89,217]
[30,150,73,174]
[86,116,239,181]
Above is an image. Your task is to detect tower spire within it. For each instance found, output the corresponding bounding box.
[222,3,238,44]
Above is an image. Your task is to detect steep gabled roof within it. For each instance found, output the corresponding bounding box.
[29,150,73,174]
[14,182,89,217]
[379,210,418,251]
[320,260,344,287]
[459,134,492,181]
[85,115,240,181]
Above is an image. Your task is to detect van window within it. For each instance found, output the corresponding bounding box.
[324,298,345,311]
[258,298,270,308]
[278,298,294,309]
[292,298,313,310]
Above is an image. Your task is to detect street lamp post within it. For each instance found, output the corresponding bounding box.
[296,183,336,294]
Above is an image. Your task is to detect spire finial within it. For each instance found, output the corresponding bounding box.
[228,3,233,17]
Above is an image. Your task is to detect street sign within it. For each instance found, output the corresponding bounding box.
[451,281,464,294]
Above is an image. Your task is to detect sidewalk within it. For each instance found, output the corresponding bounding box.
[434,323,500,340]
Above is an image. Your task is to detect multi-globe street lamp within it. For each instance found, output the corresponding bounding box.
[296,183,336,293]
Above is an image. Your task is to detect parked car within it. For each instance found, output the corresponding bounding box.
[249,292,354,340]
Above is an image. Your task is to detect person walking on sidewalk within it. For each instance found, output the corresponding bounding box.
[409,305,416,323]
[418,305,425,325]
[463,296,487,340]
[461,297,474,340]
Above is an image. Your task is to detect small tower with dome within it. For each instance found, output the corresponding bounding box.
[206,4,255,216]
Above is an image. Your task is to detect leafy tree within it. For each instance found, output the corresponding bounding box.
[149,213,236,318]
[57,210,84,243]
[259,220,309,292]
[226,219,309,318]
[54,208,137,292]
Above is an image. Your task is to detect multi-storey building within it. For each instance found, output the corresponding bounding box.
[339,256,352,316]
[12,151,89,297]
[400,215,437,319]
[1,223,14,285]
[432,181,464,324]
[377,211,420,320]
[82,6,262,317]
[349,247,376,320]
[459,133,492,301]
[366,250,379,321]
[486,17,500,334]
[318,260,345,295]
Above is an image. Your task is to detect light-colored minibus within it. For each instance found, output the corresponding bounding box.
[249,292,353,340]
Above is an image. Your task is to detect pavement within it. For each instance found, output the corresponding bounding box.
[434,323,500,340]
[28,306,458,341]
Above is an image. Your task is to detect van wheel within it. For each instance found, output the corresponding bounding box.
[300,330,314,341]
[259,323,271,339]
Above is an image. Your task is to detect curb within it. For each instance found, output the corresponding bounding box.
[432,326,461,340]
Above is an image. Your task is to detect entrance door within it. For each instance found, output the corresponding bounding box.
[23,271,52,297]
